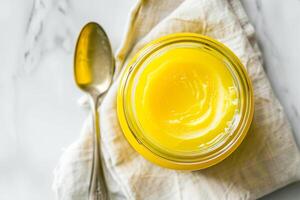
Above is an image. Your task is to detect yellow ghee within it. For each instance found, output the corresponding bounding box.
[134,47,238,153]
[117,33,254,170]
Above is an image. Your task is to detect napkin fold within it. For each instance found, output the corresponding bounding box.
[53,0,300,199]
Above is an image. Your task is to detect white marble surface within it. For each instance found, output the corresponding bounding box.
[0,0,299,199]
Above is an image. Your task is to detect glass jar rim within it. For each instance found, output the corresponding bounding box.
[117,33,254,170]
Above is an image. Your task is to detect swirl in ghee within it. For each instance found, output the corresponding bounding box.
[134,47,239,152]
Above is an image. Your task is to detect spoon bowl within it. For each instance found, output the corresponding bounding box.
[74,22,114,96]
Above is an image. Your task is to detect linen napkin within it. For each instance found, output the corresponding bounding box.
[53,0,300,199]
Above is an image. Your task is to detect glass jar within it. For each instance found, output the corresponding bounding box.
[117,33,254,170]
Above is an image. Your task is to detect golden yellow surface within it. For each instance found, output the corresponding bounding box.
[74,28,93,86]
[134,47,239,152]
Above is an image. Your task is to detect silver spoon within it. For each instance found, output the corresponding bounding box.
[74,22,114,200]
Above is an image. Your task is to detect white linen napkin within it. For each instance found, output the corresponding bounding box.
[53,0,300,199]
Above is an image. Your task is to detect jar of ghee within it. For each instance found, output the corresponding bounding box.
[117,33,254,170]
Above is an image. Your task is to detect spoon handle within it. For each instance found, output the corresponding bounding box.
[89,101,109,200]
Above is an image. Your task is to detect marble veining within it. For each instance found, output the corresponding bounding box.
[24,0,75,73]
[0,0,299,199]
